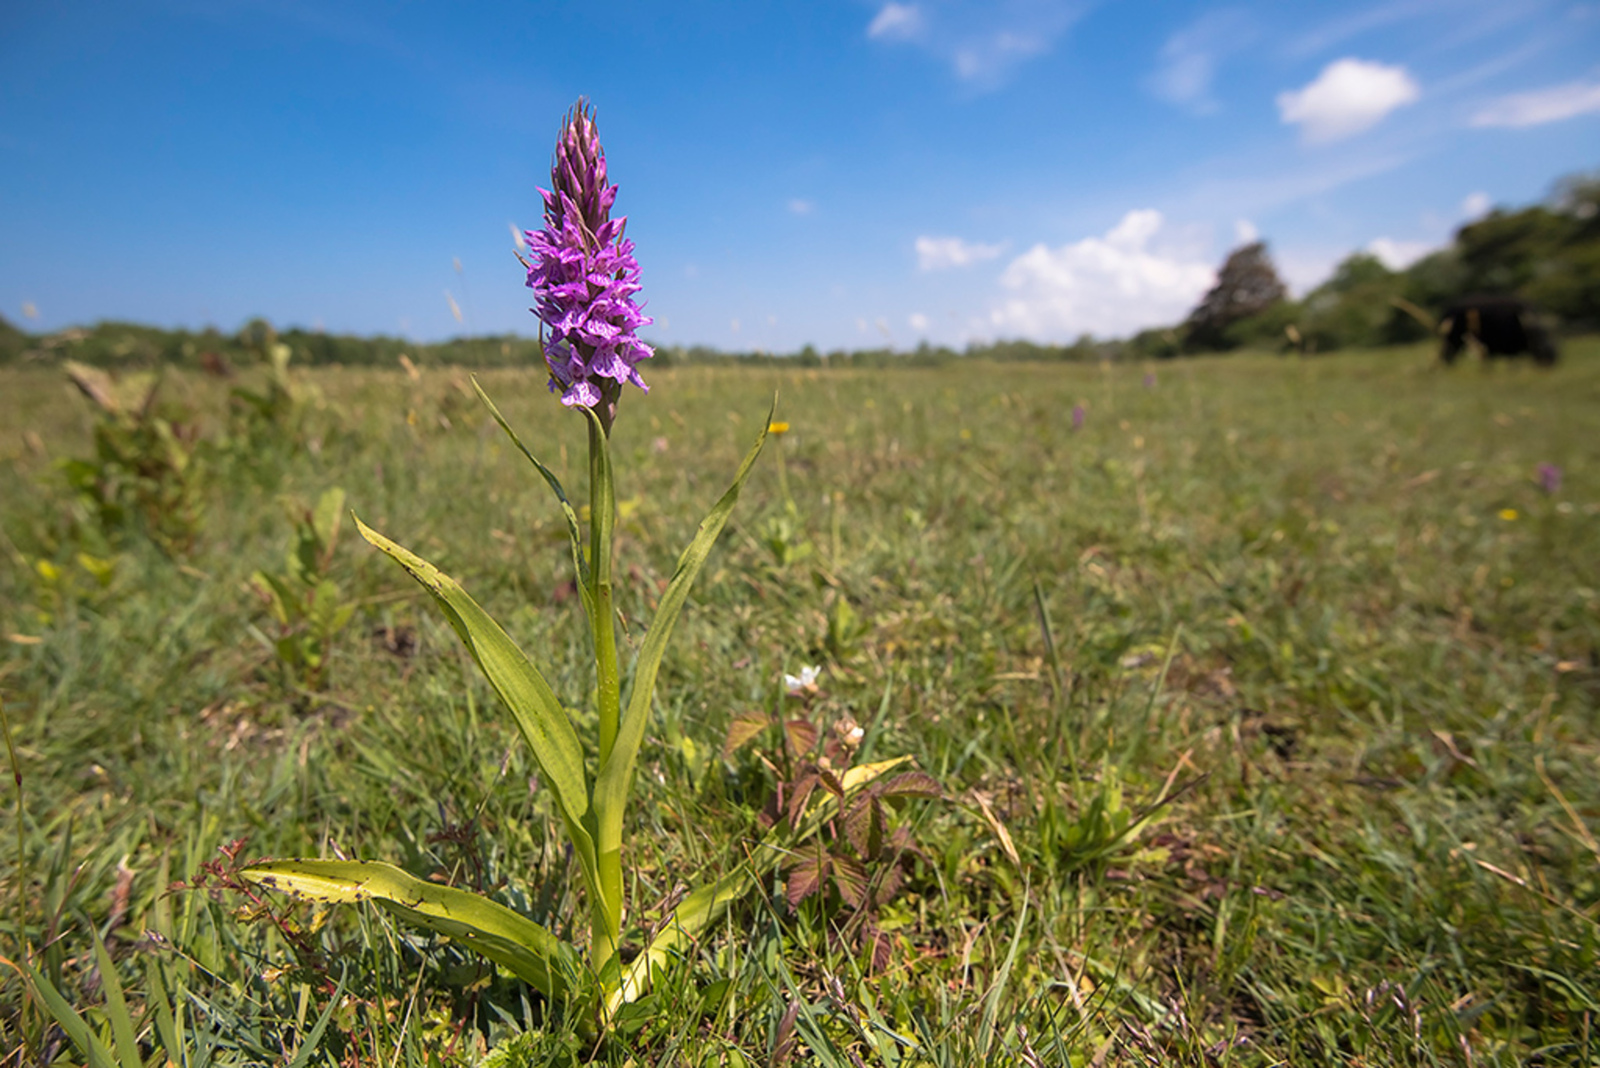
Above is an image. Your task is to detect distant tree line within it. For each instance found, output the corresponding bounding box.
[3,171,1594,370]
[1155,170,1600,357]
[0,316,548,370]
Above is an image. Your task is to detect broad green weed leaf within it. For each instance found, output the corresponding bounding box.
[242,859,581,996]
[251,570,296,625]
[311,487,344,549]
[353,516,599,892]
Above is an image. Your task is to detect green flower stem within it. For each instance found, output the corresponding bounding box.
[584,409,625,995]
[592,848,624,992]
[587,412,621,768]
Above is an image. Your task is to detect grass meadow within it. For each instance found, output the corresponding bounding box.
[1,341,1597,1065]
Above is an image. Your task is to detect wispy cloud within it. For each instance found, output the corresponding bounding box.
[1147,9,1255,114]
[864,0,1091,89]
[788,198,816,215]
[1471,78,1600,127]
[1283,0,1442,59]
[990,210,1214,340]
[1461,191,1492,217]
[1277,58,1420,143]
[915,235,1006,270]
[867,2,925,41]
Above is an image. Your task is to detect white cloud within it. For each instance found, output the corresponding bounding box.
[1366,237,1434,269]
[1234,218,1259,244]
[989,209,1215,340]
[1277,58,1420,143]
[868,3,924,41]
[865,0,1087,88]
[1147,10,1254,114]
[1461,191,1492,218]
[1274,247,1344,297]
[788,198,815,215]
[1470,79,1600,127]
[908,312,930,333]
[915,235,1006,270]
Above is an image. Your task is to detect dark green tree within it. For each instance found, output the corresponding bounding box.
[1182,242,1288,351]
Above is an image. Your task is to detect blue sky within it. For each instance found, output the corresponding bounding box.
[3,1,1598,351]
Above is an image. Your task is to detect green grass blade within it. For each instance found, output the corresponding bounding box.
[25,962,118,1068]
[979,882,1028,1060]
[91,928,141,1068]
[352,515,600,893]
[144,960,183,1068]
[594,400,773,843]
[241,859,582,997]
[282,970,350,1068]
[470,379,595,619]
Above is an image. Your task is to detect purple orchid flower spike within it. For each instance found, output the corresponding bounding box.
[1537,463,1562,495]
[525,100,653,431]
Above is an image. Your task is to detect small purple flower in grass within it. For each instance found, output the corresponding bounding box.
[525,100,652,428]
[1143,372,1157,389]
[1071,403,1086,430]
[1538,463,1562,495]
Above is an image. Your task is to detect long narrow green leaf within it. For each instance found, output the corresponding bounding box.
[595,401,774,842]
[979,881,1029,1059]
[241,859,582,997]
[470,379,595,621]
[91,928,141,1068]
[145,960,184,1068]
[353,516,600,892]
[610,869,754,1014]
[282,970,350,1068]
[25,963,117,1068]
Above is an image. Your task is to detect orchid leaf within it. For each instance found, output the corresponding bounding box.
[595,400,774,846]
[353,516,599,894]
[609,869,755,1014]
[471,379,594,620]
[242,859,582,997]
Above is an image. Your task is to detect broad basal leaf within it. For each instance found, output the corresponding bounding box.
[353,517,599,894]
[242,859,581,997]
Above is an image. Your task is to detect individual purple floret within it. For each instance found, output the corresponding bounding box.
[1538,463,1562,495]
[524,100,652,426]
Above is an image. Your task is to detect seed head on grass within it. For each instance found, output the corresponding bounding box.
[525,100,653,426]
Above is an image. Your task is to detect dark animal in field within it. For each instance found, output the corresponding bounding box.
[1439,295,1557,366]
